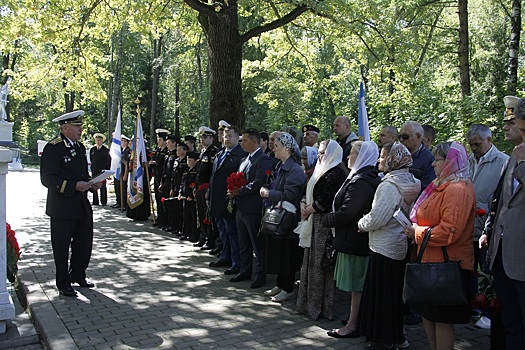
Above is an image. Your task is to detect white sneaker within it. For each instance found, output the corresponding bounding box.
[271,290,295,302]
[264,286,282,296]
[475,316,491,329]
[396,339,410,349]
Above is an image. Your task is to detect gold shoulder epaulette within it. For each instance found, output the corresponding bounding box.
[49,137,62,145]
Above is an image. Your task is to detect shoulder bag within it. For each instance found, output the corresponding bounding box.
[403,228,468,305]
[259,204,296,237]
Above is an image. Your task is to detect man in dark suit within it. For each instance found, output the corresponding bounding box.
[484,95,525,349]
[207,125,247,274]
[90,133,111,205]
[229,128,271,287]
[40,110,101,297]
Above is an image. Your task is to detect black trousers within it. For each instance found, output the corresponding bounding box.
[92,182,107,205]
[50,216,93,289]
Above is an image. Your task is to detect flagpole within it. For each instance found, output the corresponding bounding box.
[134,98,156,222]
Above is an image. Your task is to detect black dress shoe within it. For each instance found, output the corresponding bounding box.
[110,204,120,208]
[250,277,267,289]
[209,260,231,268]
[200,245,213,251]
[72,279,95,288]
[59,286,77,297]
[327,329,360,338]
[229,273,250,282]
[179,236,189,241]
[193,241,205,247]
[224,267,240,275]
[209,247,220,255]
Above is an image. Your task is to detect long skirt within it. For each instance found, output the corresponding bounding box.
[358,251,406,345]
[296,213,336,320]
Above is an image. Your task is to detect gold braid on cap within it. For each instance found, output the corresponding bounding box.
[506,107,515,117]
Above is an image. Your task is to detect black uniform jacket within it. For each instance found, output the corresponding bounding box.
[40,133,92,220]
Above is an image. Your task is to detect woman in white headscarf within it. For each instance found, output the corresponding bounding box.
[322,141,381,337]
[296,140,348,321]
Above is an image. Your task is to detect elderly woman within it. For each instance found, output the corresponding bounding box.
[406,142,475,350]
[357,142,420,348]
[296,140,347,320]
[322,141,381,337]
[260,133,306,302]
[301,146,318,181]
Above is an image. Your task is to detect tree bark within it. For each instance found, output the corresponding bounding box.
[197,4,245,130]
[184,0,309,129]
[508,0,521,95]
[458,0,471,98]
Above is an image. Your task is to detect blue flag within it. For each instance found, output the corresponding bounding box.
[127,114,147,209]
[358,83,370,141]
[109,107,122,178]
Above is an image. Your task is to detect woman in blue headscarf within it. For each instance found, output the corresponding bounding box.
[260,133,306,303]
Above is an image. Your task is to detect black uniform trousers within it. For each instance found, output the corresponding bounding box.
[92,181,107,205]
[50,216,93,289]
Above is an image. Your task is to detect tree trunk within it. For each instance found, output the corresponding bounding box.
[458,0,471,98]
[150,37,162,142]
[107,34,115,138]
[175,82,180,139]
[198,5,245,130]
[508,0,521,95]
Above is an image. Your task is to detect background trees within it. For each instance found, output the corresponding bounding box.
[0,0,523,161]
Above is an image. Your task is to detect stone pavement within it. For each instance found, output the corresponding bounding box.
[6,168,491,349]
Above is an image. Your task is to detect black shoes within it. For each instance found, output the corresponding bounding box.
[200,245,213,251]
[72,279,95,288]
[59,285,77,297]
[250,277,266,289]
[229,273,250,282]
[327,329,360,338]
[224,267,240,275]
[110,204,120,209]
[209,247,220,255]
[193,241,205,247]
[209,260,231,268]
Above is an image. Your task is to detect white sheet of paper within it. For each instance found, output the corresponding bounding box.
[88,170,115,185]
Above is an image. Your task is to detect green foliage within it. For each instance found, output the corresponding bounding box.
[1,0,523,161]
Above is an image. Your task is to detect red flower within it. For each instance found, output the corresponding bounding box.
[189,182,196,189]
[489,297,502,311]
[476,209,487,217]
[472,293,488,309]
[226,172,247,191]
[161,197,166,203]
[198,183,209,191]
[265,170,272,176]
[203,218,212,225]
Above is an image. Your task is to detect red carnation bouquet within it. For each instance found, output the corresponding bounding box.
[6,223,21,283]
[226,172,247,213]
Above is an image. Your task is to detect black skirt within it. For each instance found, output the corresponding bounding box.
[264,235,303,275]
[359,251,406,345]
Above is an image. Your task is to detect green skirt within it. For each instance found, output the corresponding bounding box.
[334,252,369,292]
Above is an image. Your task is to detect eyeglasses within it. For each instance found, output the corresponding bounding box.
[398,133,416,140]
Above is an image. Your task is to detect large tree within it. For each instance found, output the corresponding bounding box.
[183,0,311,129]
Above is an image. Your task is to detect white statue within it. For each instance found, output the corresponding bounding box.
[0,79,9,122]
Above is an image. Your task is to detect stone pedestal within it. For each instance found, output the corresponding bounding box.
[0,122,13,142]
[0,148,15,333]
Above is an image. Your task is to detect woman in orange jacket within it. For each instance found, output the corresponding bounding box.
[405,141,475,350]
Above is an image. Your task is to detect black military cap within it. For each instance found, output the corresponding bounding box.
[302,125,319,133]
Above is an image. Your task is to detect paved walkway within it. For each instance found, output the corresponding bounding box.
[6,168,491,349]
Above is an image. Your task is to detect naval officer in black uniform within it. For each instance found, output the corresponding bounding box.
[40,110,101,297]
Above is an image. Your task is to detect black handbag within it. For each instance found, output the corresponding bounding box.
[259,204,296,237]
[403,228,468,305]
[322,234,337,269]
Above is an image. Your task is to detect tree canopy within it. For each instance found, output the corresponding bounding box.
[0,0,523,159]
